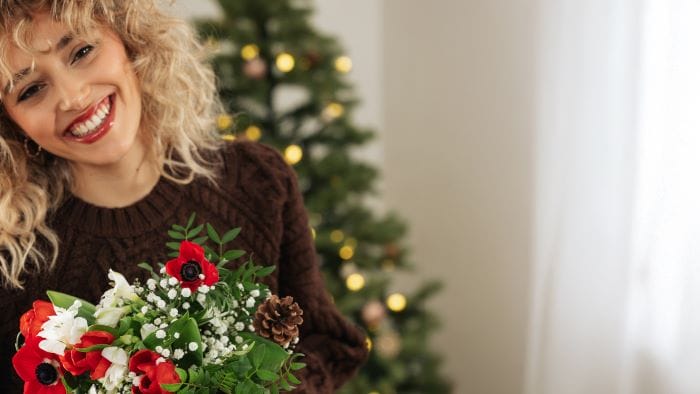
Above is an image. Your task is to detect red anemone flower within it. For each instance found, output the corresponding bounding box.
[12,337,65,394]
[19,300,55,340]
[129,349,180,394]
[165,241,218,290]
[60,330,115,379]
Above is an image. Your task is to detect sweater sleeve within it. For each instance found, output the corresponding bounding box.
[263,147,368,393]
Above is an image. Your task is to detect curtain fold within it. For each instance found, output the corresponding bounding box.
[526,0,641,393]
[527,0,700,392]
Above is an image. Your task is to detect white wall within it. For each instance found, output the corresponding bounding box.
[383,1,536,393]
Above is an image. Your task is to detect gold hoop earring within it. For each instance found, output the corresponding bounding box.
[23,138,42,158]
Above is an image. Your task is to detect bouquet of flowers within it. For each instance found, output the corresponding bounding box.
[12,214,306,394]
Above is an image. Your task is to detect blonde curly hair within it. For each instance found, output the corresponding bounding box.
[0,0,224,288]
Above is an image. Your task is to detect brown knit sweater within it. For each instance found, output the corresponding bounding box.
[0,141,367,393]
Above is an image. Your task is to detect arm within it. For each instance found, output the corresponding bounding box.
[274,156,368,393]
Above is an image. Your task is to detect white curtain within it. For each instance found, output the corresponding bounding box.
[526,0,700,393]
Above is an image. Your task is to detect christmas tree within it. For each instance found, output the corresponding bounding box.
[196,1,452,392]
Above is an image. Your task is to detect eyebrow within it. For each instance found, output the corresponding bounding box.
[3,34,73,94]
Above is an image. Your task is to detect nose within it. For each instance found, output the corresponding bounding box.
[56,77,90,112]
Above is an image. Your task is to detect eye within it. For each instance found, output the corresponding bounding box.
[18,83,45,102]
[71,45,95,64]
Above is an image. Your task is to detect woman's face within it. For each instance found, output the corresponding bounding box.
[2,13,143,168]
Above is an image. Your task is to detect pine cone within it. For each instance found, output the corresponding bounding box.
[253,295,304,348]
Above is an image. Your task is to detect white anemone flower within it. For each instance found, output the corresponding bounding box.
[37,300,87,355]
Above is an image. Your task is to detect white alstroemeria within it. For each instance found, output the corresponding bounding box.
[94,305,132,327]
[94,270,139,327]
[38,300,88,355]
[99,347,129,392]
[99,270,139,308]
[88,385,103,394]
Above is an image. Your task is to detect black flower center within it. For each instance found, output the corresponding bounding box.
[181,260,202,282]
[35,362,58,385]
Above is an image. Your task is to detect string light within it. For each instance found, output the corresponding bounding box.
[339,245,354,260]
[344,237,358,248]
[346,273,365,291]
[311,228,316,240]
[221,134,236,142]
[334,55,353,73]
[284,144,303,165]
[275,52,295,72]
[241,44,259,60]
[217,114,233,130]
[330,229,345,243]
[322,102,345,121]
[366,337,373,351]
[245,125,262,141]
[386,293,407,312]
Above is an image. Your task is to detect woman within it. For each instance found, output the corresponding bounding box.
[0,1,368,392]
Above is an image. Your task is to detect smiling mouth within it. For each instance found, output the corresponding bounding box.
[62,94,116,144]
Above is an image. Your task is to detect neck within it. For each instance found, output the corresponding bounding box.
[69,141,161,208]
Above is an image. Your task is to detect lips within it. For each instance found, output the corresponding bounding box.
[63,94,116,144]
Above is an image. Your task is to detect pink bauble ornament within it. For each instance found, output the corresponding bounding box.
[243,57,267,80]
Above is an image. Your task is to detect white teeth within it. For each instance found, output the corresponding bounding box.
[69,99,111,137]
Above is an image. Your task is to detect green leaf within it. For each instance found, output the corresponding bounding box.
[168,230,185,240]
[256,265,276,278]
[290,362,306,371]
[170,318,203,368]
[207,223,222,244]
[256,369,278,381]
[188,224,204,239]
[160,382,182,392]
[173,224,187,232]
[192,236,209,245]
[286,371,301,385]
[186,212,196,229]
[222,249,245,261]
[250,344,265,368]
[166,241,181,251]
[175,367,187,383]
[221,227,241,244]
[75,343,110,353]
[235,380,263,394]
[138,262,155,275]
[47,291,96,323]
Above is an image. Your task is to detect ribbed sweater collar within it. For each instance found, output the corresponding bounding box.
[54,177,183,238]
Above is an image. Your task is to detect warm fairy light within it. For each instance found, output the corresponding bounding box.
[241,44,259,60]
[245,125,262,141]
[339,245,354,260]
[221,134,236,142]
[344,237,358,248]
[217,114,233,130]
[334,55,353,73]
[275,52,295,73]
[330,229,345,243]
[368,392,380,394]
[284,144,303,165]
[311,228,316,240]
[386,293,407,312]
[322,102,345,120]
[366,337,373,351]
[346,273,365,291]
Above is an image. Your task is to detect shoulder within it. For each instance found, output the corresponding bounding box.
[218,140,295,200]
